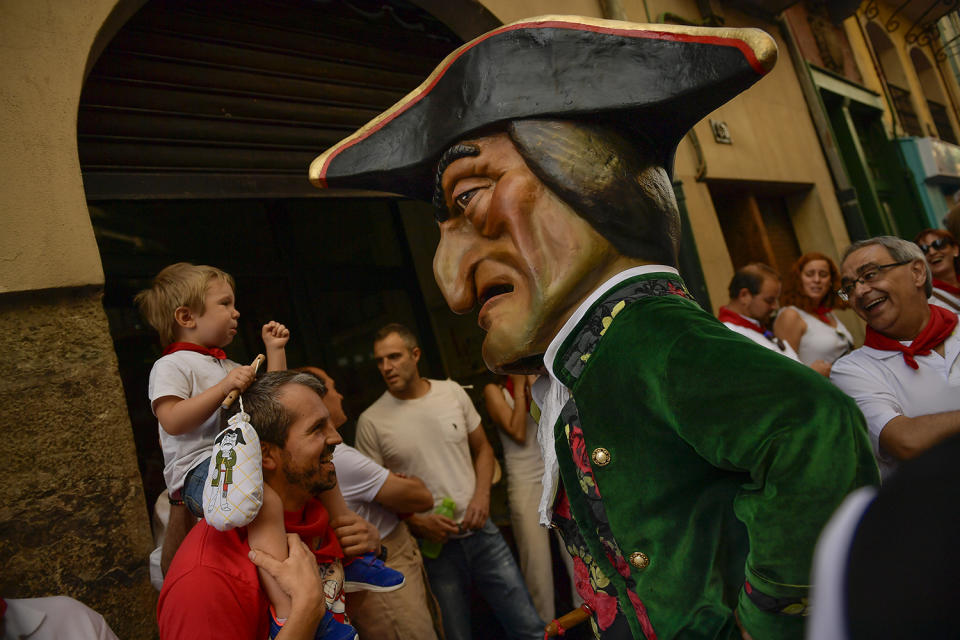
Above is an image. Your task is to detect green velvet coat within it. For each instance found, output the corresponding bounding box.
[549,273,879,639]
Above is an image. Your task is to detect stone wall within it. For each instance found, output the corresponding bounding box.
[0,287,156,639]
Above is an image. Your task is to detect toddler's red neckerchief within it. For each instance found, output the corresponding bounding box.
[933,278,960,296]
[162,341,227,360]
[814,305,833,325]
[285,499,344,563]
[863,305,958,370]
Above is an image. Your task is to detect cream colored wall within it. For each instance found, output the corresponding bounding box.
[0,0,125,294]
[477,0,601,23]
[666,4,852,309]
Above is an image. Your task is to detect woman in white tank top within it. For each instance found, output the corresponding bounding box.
[774,252,854,377]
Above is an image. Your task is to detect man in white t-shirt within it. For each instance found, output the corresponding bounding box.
[831,236,960,480]
[356,324,543,640]
[299,366,440,640]
[718,263,801,362]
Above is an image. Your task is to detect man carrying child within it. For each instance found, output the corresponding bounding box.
[158,370,354,639]
[138,263,401,639]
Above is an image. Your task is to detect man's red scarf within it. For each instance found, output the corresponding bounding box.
[162,341,227,359]
[718,307,765,334]
[933,279,960,296]
[863,305,958,370]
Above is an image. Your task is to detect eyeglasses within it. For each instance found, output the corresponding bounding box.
[837,260,912,301]
[916,237,953,254]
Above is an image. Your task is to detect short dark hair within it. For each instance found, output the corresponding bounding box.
[728,263,779,299]
[374,323,419,351]
[507,119,680,266]
[231,371,326,447]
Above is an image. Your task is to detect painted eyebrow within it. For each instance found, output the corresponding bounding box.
[432,142,481,220]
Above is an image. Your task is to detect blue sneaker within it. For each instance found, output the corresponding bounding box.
[314,610,358,640]
[269,608,358,640]
[343,552,406,593]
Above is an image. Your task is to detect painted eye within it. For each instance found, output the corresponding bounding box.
[454,188,480,213]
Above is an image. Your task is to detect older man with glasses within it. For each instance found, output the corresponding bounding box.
[831,235,960,481]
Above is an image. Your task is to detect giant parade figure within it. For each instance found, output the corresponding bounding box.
[308,16,878,639]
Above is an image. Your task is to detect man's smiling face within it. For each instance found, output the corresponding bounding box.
[841,243,928,339]
[275,383,341,499]
[433,133,623,372]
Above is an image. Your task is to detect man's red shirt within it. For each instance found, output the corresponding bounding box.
[158,499,343,640]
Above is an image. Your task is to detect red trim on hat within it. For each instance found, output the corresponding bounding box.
[315,19,768,185]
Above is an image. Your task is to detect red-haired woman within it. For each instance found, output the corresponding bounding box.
[914,228,960,313]
[774,252,854,377]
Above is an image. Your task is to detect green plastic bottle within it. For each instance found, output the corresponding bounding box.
[420,497,456,559]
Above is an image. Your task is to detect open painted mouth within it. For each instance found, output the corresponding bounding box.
[479,282,514,307]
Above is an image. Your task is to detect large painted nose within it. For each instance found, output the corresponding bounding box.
[433,220,479,314]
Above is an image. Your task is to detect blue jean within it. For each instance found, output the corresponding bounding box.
[182,457,210,519]
[422,519,544,640]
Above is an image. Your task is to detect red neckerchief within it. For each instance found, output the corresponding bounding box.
[720,307,788,351]
[162,341,226,360]
[503,377,531,412]
[284,499,344,563]
[718,307,765,335]
[814,305,833,325]
[933,279,960,296]
[863,305,958,370]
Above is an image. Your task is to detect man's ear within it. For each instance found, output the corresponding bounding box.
[910,259,928,288]
[411,346,421,364]
[736,288,752,303]
[174,306,197,329]
[261,442,280,472]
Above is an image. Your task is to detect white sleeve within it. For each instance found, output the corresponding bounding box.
[354,412,385,465]
[147,357,192,411]
[830,356,902,454]
[452,381,483,433]
[333,444,389,506]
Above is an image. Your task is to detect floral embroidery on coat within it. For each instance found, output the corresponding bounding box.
[551,408,657,639]
[549,276,693,639]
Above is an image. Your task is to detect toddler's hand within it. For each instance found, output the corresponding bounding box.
[262,321,290,350]
[220,365,255,397]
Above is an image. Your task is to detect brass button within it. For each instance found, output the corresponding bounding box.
[629,551,650,570]
[591,447,611,466]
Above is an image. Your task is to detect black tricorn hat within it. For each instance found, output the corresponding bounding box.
[309,15,777,202]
